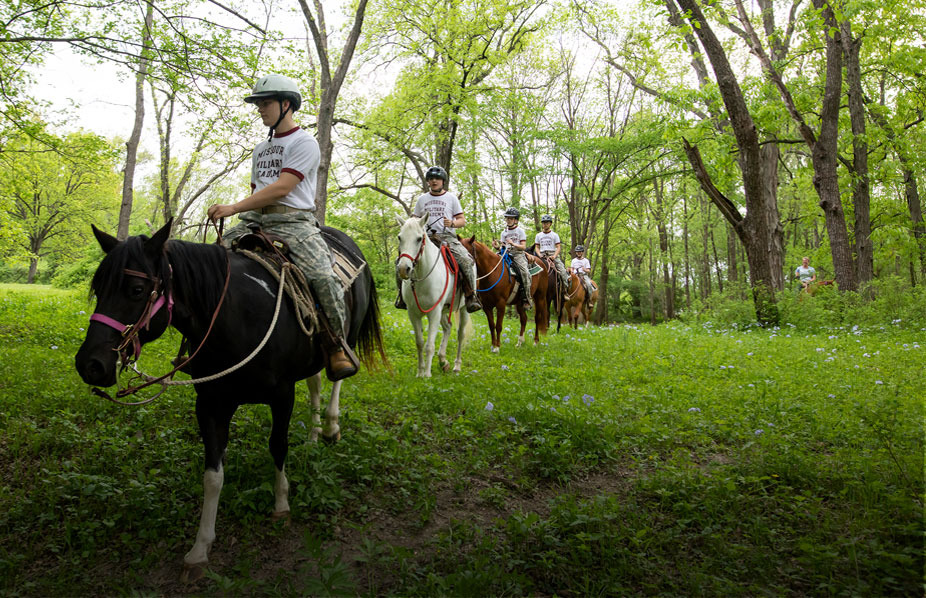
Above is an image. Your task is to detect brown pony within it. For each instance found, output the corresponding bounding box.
[559,272,587,330]
[461,236,549,351]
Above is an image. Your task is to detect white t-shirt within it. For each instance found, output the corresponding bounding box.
[414,191,464,235]
[251,127,319,211]
[795,265,815,282]
[534,231,561,253]
[571,257,591,274]
[500,225,526,248]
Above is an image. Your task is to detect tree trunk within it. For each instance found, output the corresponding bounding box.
[27,257,38,284]
[811,1,857,291]
[300,0,368,225]
[727,225,738,283]
[674,0,783,323]
[594,225,610,324]
[117,2,154,240]
[841,23,873,286]
[683,193,691,309]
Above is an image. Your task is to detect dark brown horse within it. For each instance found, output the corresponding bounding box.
[460,236,548,351]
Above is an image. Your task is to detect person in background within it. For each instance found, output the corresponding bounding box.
[795,256,816,291]
[395,166,481,314]
[569,245,595,299]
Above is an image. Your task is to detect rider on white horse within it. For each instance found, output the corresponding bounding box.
[395,166,481,314]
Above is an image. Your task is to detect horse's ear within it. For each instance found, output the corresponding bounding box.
[418,213,429,228]
[92,224,119,254]
[145,218,172,257]
[467,234,476,244]
[395,214,406,227]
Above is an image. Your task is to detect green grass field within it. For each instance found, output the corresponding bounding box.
[0,283,922,596]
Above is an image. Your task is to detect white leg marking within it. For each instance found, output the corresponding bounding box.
[274,466,290,514]
[307,374,322,443]
[323,380,342,441]
[184,465,224,566]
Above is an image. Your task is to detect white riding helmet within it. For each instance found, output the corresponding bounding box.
[244,74,302,112]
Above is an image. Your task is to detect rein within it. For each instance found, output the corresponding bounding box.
[475,246,508,293]
[399,231,458,320]
[89,246,233,405]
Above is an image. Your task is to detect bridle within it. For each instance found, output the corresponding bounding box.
[89,268,173,365]
[88,249,232,405]
[398,229,456,316]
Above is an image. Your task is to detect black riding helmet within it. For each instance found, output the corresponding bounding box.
[541,214,553,223]
[425,166,448,182]
[504,207,520,219]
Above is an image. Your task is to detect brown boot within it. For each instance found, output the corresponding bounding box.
[325,341,359,382]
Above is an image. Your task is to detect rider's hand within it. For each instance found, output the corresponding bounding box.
[443,217,453,228]
[207,203,237,220]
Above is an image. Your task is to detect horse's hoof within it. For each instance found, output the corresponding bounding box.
[271,510,291,525]
[441,362,451,372]
[322,431,341,445]
[181,562,207,584]
[491,346,499,353]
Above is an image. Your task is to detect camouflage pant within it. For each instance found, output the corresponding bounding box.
[508,249,533,305]
[223,210,346,336]
[396,230,476,293]
[541,252,569,286]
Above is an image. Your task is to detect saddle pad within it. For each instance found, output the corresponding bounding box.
[529,263,543,277]
[331,248,364,289]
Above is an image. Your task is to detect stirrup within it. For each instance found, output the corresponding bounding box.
[325,343,359,382]
[394,294,407,310]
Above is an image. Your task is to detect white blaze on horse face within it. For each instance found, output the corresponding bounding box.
[185,464,224,566]
[396,217,427,280]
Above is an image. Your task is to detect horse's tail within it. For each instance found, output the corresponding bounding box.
[460,309,475,347]
[357,280,389,370]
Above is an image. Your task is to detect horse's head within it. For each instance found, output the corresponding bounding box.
[395,214,429,280]
[75,220,174,387]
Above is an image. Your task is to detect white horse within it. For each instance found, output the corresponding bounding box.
[395,214,472,377]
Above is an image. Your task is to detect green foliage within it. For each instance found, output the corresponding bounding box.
[0,285,922,595]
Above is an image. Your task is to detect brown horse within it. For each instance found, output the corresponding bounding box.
[533,253,568,326]
[461,236,549,351]
[559,273,587,330]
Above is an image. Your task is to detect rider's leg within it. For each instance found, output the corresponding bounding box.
[288,219,358,382]
[512,252,533,310]
[447,238,481,313]
[394,264,407,310]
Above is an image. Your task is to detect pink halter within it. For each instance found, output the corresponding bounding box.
[89,268,173,362]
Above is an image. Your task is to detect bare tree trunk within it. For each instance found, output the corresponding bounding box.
[683,193,691,308]
[811,0,856,291]
[653,178,674,319]
[727,225,738,282]
[594,224,610,324]
[299,0,369,225]
[117,2,154,240]
[841,23,873,286]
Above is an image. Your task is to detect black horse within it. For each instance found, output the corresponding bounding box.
[74,219,385,580]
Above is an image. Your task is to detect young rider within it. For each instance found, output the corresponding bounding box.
[207,74,358,382]
[533,214,569,288]
[492,207,533,311]
[395,166,481,313]
[569,245,595,299]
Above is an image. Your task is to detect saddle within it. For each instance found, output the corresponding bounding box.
[233,227,291,265]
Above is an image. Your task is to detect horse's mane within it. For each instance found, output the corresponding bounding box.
[164,240,229,315]
[90,235,228,319]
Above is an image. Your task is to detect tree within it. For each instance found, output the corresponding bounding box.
[0,127,120,282]
[299,0,369,225]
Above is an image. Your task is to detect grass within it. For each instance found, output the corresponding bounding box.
[0,282,923,596]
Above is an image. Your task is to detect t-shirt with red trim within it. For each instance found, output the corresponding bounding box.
[250,126,319,211]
